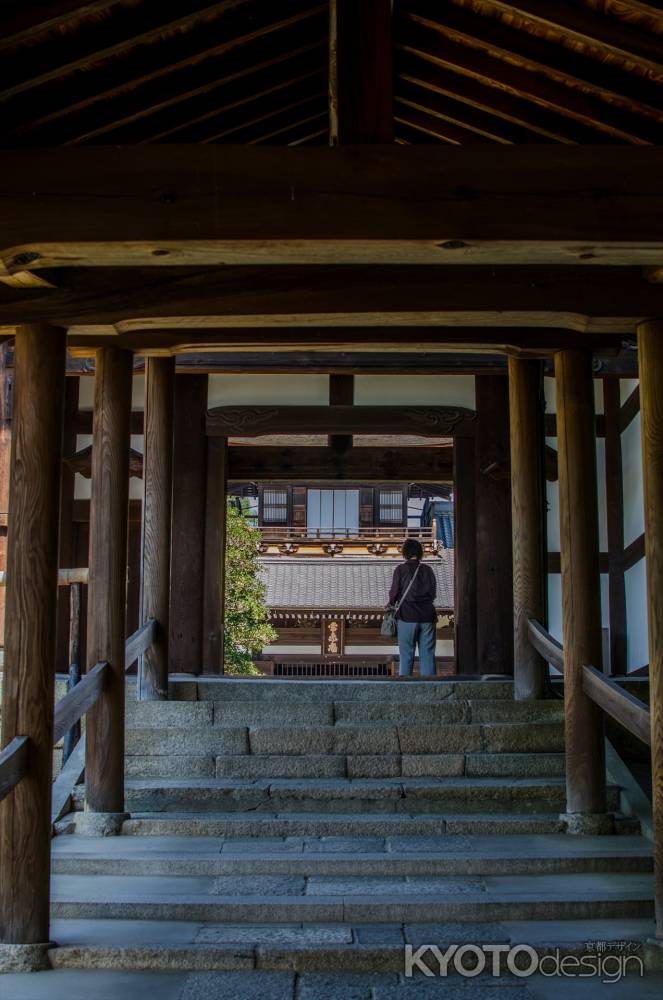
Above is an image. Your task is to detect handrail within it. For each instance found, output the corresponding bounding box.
[0,736,30,804]
[0,567,89,587]
[583,665,651,747]
[527,618,652,746]
[52,661,108,746]
[125,619,157,670]
[527,618,564,671]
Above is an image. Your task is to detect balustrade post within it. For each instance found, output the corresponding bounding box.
[139,357,175,699]
[0,324,66,964]
[84,347,132,831]
[636,318,663,937]
[554,349,608,831]
[508,358,547,700]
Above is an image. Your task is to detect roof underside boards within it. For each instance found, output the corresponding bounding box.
[0,0,661,147]
[259,554,455,611]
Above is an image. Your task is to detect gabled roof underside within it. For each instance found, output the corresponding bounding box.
[0,0,661,148]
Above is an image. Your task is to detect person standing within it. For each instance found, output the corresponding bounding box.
[388,539,438,677]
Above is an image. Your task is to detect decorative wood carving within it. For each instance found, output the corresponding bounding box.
[208,406,476,438]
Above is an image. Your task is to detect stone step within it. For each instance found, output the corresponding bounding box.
[124,698,564,729]
[103,811,574,837]
[124,750,567,781]
[166,676,515,703]
[96,776,618,816]
[50,833,654,878]
[72,776,608,816]
[45,916,657,975]
[49,871,655,924]
[7,967,663,999]
[124,722,566,758]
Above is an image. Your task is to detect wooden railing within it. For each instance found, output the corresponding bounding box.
[0,618,158,808]
[260,526,436,542]
[527,617,651,746]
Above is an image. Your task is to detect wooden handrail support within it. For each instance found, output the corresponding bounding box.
[0,735,30,804]
[125,618,158,670]
[52,661,108,746]
[527,619,564,671]
[0,567,89,587]
[583,665,651,747]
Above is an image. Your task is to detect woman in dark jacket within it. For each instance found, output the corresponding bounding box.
[388,539,437,677]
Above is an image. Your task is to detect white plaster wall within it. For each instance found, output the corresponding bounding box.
[208,374,329,407]
[625,558,649,671]
[622,412,645,547]
[74,432,143,500]
[620,378,639,404]
[77,376,95,409]
[543,376,604,415]
[354,374,475,408]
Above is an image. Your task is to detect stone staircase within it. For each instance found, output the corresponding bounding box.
[46,677,657,993]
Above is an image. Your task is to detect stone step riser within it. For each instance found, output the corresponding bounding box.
[120,815,568,837]
[166,679,516,703]
[50,897,653,924]
[46,941,653,976]
[124,752,567,780]
[124,700,564,728]
[124,723,565,757]
[50,855,653,878]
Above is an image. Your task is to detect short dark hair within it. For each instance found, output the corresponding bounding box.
[402,538,423,560]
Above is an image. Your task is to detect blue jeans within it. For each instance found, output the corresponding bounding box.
[397,620,437,676]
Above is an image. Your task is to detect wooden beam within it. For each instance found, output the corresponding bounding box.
[228,445,453,482]
[139,358,174,700]
[454,436,477,674]
[555,349,606,816]
[170,375,208,675]
[53,661,107,747]
[509,359,546,699]
[2,5,328,141]
[475,374,513,675]
[85,347,132,815]
[636,317,663,937]
[604,379,627,675]
[0,322,66,944]
[56,377,79,674]
[203,439,228,674]
[399,6,663,136]
[527,618,564,672]
[0,147,662,269]
[620,384,641,432]
[329,0,393,144]
[3,266,660,335]
[208,405,476,438]
[0,737,30,806]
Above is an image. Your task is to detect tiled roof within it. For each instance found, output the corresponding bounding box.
[259,554,454,611]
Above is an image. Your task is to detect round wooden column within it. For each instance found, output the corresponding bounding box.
[85,347,132,815]
[139,357,174,700]
[554,349,606,817]
[508,358,547,700]
[0,324,66,944]
[636,318,663,937]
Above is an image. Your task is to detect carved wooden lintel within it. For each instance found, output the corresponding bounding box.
[207,405,476,438]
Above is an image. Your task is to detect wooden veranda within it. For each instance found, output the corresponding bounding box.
[0,0,662,964]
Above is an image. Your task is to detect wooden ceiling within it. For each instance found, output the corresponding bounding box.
[1,0,662,148]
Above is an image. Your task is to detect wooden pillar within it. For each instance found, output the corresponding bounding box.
[329,373,354,453]
[85,348,132,814]
[0,324,66,944]
[508,358,547,699]
[0,341,13,643]
[329,0,393,145]
[55,376,80,673]
[170,375,208,674]
[554,349,606,816]
[636,318,663,937]
[475,374,513,674]
[453,436,477,673]
[603,379,627,675]
[139,357,174,700]
[202,438,228,674]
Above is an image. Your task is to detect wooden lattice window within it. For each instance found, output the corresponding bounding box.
[262,488,289,525]
[378,488,404,525]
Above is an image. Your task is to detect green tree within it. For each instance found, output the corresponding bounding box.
[224,499,277,675]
